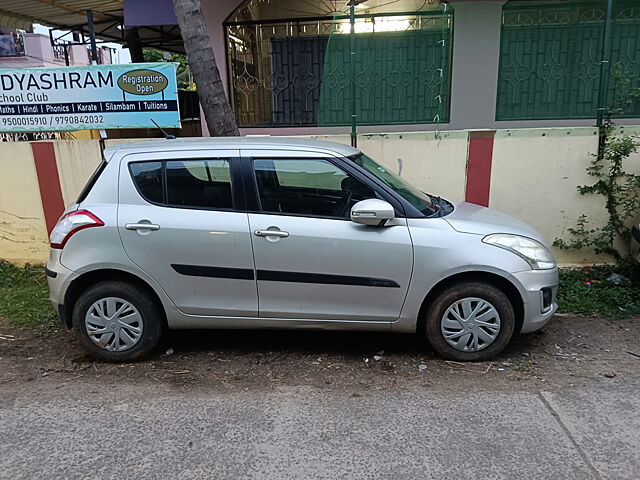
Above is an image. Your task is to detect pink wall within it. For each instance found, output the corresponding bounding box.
[201,0,240,96]
[199,0,241,136]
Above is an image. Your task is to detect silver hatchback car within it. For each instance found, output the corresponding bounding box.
[46,137,558,362]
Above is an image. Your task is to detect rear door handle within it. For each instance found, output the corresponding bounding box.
[254,230,289,238]
[126,223,160,231]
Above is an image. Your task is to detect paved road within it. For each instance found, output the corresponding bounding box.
[1,376,638,479]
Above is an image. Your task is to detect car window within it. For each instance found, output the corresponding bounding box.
[253,158,375,218]
[129,159,233,210]
[350,153,438,216]
[130,161,164,204]
[166,159,233,209]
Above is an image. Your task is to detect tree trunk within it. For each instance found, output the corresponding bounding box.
[172,0,239,136]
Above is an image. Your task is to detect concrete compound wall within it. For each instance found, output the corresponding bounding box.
[312,132,469,202]
[490,129,616,265]
[0,142,49,264]
[1,127,638,265]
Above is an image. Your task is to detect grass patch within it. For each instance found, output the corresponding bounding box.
[511,359,537,376]
[0,261,58,329]
[558,264,640,318]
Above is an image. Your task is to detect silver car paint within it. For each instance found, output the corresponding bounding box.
[47,137,558,335]
[248,213,413,321]
[444,201,549,242]
[392,217,558,333]
[116,149,260,317]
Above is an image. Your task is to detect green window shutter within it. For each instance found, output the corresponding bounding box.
[226,10,453,128]
[318,16,453,126]
[497,0,640,121]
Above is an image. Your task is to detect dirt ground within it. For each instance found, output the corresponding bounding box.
[0,315,638,393]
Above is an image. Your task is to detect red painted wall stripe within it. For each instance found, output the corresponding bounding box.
[465,130,496,207]
[31,142,65,235]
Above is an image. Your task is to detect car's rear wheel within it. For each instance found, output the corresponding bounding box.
[422,281,515,362]
[72,281,164,362]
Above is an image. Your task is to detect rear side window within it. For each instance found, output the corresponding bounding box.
[129,159,234,210]
[130,161,163,204]
[166,159,233,209]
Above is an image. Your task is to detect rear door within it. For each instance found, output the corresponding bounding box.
[118,150,258,317]
[243,150,413,322]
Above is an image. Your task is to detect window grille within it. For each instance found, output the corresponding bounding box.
[225,6,452,127]
[497,0,640,121]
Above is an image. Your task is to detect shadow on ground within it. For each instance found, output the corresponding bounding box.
[0,315,638,393]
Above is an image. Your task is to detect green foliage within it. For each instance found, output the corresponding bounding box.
[553,65,640,260]
[142,49,193,90]
[557,265,640,318]
[0,261,58,328]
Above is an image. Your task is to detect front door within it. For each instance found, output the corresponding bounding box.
[118,151,258,317]
[245,155,413,322]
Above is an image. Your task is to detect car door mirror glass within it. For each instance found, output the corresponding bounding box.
[350,199,395,226]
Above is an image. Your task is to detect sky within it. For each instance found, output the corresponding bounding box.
[33,23,132,64]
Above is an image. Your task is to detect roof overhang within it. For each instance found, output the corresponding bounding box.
[0,0,184,53]
[1,1,124,30]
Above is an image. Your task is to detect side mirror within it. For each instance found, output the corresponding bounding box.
[350,199,395,226]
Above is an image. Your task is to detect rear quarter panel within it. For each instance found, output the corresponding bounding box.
[57,153,183,325]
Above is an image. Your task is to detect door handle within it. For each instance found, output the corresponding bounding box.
[254,230,289,238]
[126,223,160,231]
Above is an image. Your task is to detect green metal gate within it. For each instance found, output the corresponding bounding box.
[318,12,452,126]
[496,0,640,121]
[225,8,452,128]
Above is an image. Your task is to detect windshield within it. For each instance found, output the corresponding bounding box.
[350,153,438,216]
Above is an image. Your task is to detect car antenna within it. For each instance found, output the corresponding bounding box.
[150,119,176,139]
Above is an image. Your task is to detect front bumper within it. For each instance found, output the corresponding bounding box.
[512,268,559,334]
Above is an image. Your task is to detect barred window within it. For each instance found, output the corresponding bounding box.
[225,0,453,128]
[497,0,640,121]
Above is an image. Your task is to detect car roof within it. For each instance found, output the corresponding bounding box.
[103,137,360,159]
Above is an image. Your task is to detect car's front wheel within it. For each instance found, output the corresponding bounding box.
[72,281,164,362]
[422,281,515,362]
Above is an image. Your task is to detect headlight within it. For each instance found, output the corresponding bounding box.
[482,234,556,270]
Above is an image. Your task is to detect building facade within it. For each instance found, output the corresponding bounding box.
[1,0,639,135]
[199,0,640,135]
[0,30,112,68]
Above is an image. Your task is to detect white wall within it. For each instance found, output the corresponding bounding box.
[313,131,469,202]
[490,127,640,264]
[0,142,49,264]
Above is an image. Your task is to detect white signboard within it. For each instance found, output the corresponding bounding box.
[0,62,180,132]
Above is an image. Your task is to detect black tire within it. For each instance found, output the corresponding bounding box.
[422,281,515,362]
[72,281,165,362]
